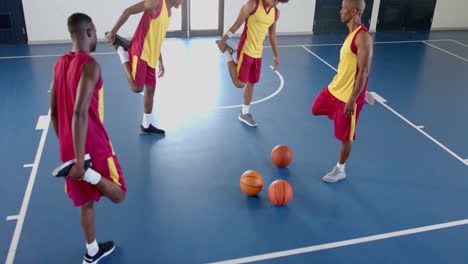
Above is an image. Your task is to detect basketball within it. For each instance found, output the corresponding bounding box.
[240,170,264,196]
[268,180,293,206]
[271,144,293,168]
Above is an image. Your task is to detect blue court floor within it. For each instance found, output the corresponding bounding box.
[1,30,468,264]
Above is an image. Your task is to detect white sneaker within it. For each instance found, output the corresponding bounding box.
[365,91,375,105]
[238,111,257,127]
[322,167,347,183]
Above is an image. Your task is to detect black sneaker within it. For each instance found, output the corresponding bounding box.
[140,124,165,135]
[52,154,92,177]
[111,33,131,51]
[82,241,115,264]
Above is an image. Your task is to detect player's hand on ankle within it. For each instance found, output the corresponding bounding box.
[66,163,85,181]
[216,39,226,52]
[105,32,116,45]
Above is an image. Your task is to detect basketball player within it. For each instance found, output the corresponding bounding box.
[50,13,126,263]
[311,0,373,183]
[106,0,183,135]
[216,0,289,127]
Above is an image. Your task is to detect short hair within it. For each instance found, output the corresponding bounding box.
[278,0,289,3]
[67,13,93,37]
[349,0,366,12]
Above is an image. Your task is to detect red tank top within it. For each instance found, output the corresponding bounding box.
[53,51,113,162]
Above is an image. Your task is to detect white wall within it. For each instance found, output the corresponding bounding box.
[223,0,315,35]
[432,0,468,30]
[23,0,143,43]
[22,0,468,43]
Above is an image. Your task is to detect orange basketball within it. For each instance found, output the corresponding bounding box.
[268,180,293,206]
[240,170,264,196]
[271,144,293,168]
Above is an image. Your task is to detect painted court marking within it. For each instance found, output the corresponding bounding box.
[214,66,284,109]
[139,66,284,109]
[449,39,468,48]
[208,219,468,264]
[422,41,468,62]
[6,215,19,221]
[6,111,51,264]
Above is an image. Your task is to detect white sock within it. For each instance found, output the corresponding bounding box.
[142,113,152,129]
[83,168,102,185]
[242,105,250,115]
[117,46,129,64]
[86,239,99,257]
[224,50,233,62]
[336,162,345,172]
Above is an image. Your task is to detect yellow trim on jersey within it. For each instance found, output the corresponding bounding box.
[109,141,116,155]
[132,55,138,80]
[107,157,122,187]
[349,104,357,141]
[98,87,104,122]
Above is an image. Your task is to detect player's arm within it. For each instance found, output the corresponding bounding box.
[268,10,280,70]
[67,60,101,180]
[49,74,58,137]
[158,52,165,78]
[219,0,256,45]
[344,31,373,117]
[107,0,160,43]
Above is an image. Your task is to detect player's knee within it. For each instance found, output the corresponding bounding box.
[311,103,319,115]
[111,192,125,204]
[132,85,144,93]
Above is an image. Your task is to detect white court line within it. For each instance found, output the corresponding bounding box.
[422,41,468,62]
[0,39,459,60]
[214,66,284,109]
[301,46,467,167]
[301,46,337,71]
[371,92,467,166]
[23,164,33,168]
[416,126,425,129]
[208,219,468,264]
[450,39,468,48]
[140,66,284,109]
[6,215,19,221]
[6,110,51,264]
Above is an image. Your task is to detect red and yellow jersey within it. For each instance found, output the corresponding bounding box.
[53,51,114,163]
[238,0,278,59]
[129,0,171,68]
[328,25,372,104]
